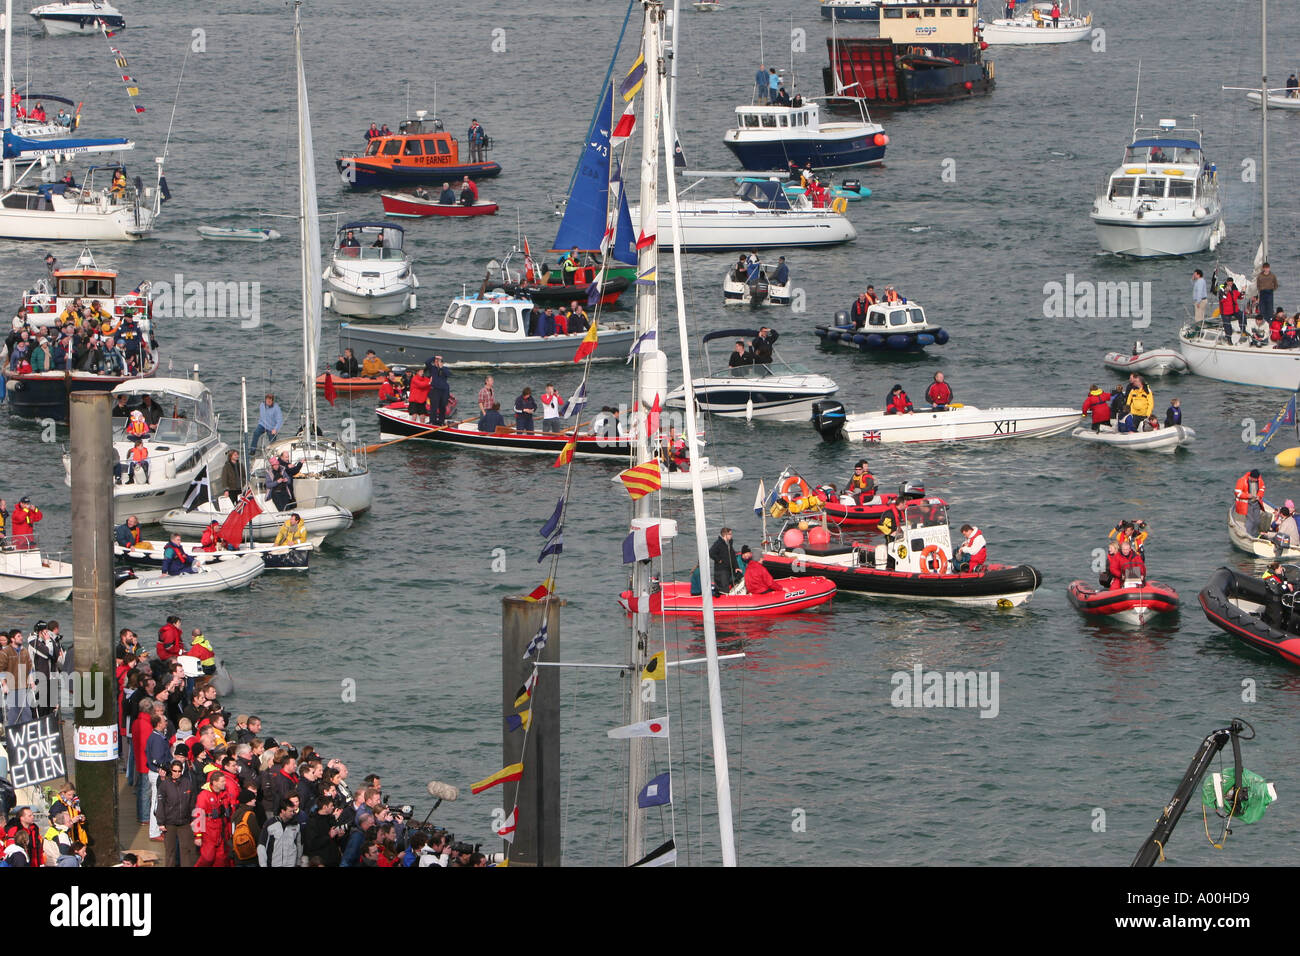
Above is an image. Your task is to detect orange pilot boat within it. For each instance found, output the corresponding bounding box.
[336,111,502,190]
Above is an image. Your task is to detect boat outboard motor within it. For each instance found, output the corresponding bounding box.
[834,310,850,328]
[811,400,847,441]
[841,179,861,194]
[898,480,926,501]
[749,278,769,307]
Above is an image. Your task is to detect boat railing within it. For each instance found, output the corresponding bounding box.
[0,535,48,557]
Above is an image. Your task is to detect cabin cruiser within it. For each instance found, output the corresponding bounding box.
[1091,119,1224,258]
[665,328,838,422]
[335,110,500,189]
[323,221,418,319]
[630,179,856,251]
[979,1,1092,44]
[4,248,158,421]
[722,98,887,171]
[30,1,124,35]
[62,377,228,524]
[812,397,1078,443]
[341,290,635,368]
[815,297,949,352]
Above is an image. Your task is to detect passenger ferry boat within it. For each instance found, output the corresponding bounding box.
[335,110,501,190]
[722,97,887,171]
[340,290,635,368]
[4,248,158,421]
[1090,118,1224,258]
[822,0,994,108]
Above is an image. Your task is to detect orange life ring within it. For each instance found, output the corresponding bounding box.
[921,545,947,574]
[779,475,812,502]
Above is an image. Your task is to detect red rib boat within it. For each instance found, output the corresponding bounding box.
[381,192,499,218]
[1068,580,1179,625]
[618,577,836,617]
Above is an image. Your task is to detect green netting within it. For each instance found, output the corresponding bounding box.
[1200,768,1273,824]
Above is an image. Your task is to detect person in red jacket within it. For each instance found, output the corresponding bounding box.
[1105,539,1146,588]
[884,384,913,415]
[156,616,183,660]
[925,372,953,408]
[407,368,432,424]
[9,496,41,549]
[459,175,479,206]
[194,771,231,867]
[743,557,777,595]
[132,701,156,825]
[1081,385,1114,432]
[1219,278,1243,339]
[7,807,43,867]
[1233,469,1265,517]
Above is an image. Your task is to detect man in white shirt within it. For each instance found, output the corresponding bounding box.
[540,384,562,434]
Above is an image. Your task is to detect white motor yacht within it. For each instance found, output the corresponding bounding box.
[323,221,418,318]
[30,1,124,36]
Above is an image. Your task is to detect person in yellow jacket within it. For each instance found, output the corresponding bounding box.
[360,349,389,377]
[274,513,307,546]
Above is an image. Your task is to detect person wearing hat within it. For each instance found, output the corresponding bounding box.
[847,460,877,500]
[199,519,223,552]
[884,383,914,416]
[9,496,40,550]
[28,619,65,718]
[267,451,303,512]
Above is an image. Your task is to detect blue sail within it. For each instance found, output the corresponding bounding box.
[553,84,636,265]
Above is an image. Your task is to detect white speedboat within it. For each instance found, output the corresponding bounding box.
[1246,90,1300,111]
[160,495,353,543]
[630,179,856,251]
[812,400,1078,443]
[323,221,418,318]
[1103,341,1188,375]
[197,225,281,242]
[1178,321,1300,390]
[722,99,887,172]
[30,1,123,35]
[63,377,228,524]
[1227,503,1300,560]
[0,546,73,600]
[723,258,791,306]
[979,2,1092,44]
[1090,118,1224,258]
[665,329,837,422]
[1071,424,1195,453]
[116,539,313,570]
[116,552,266,599]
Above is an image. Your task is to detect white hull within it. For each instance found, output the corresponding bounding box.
[667,383,837,423]
[0,205,153,241]
[116,540,315,566]
[659,461,744,491]
[1092,218,1222,258]
[841,405,1079,443]
[0,550,73,600]
[1102,348,1188,375]
[161,497,353,542]
[198,226,280,242]
[265,435,373,514]
[1227,504,1300,560]
[630,201,856,250]
[1071,424,1194,453]
[117,553,266,598]
[1246,91,1300,111]
[722,274,792,306]
[979,16,1091,44]
[325,276,416,318]
[1177,327,1300,390]
[288,472,373,516]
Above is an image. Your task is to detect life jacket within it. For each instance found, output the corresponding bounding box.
[126,415,148,437]
[1082,389,1112,423]
[885,289,900,303]
[1233,473,1264,515]
[199,526,221,551]
[129,444,148,463]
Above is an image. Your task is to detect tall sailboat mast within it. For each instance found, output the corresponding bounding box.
[3,0,14,191]
[294,0,321,445]
[1260,0,1269,262]
[625,0,663,867]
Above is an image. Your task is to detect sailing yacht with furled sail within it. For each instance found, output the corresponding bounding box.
[262,1,373,515]
[0,0,166,240]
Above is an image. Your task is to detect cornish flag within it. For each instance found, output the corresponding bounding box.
[622,523,663,564]
[182,466,211,512]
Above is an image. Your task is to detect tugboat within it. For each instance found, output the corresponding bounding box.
[761,493,1042,607]
[335,111,501,190]
[722,97,888,172]
[822,0,994,108]
[4,249,158,422]
[815,296,949,353]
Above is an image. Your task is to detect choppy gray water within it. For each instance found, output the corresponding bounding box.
[2,0,1300,865]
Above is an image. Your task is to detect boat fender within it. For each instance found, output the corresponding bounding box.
[916,333,935,347]
[934,328,949,345]
[839,494,856,506]
[865,334,885,349]
[808,525,830,548]
[921,545,948,574]
[886,334,913,349]
[851,334,868,346]
[783,527,804,549]
[873,544,888,569]
[817,327,833,340]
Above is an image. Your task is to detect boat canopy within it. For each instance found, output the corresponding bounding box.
[901,497,949,530]
[736,179,794,210]
[2,129,131,160]
[334,221,405,255]
[703,327,761,344]
[1129,138,1202,150]
[112,378,216,430]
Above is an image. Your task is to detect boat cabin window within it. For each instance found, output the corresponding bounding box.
[1168,179,1194,199]
[940,8,952,15]
[444,303,471,325]
[778,115,788,127]
[498,308,519,333]
[902,500,948,530]
[957,8,969,15]
[741,114,759,128]
[760,114,777,128]
[403,140,424,156]
[888,310,909,327]
[884,8,903,17]
[520,307,532,331]
[924,8,936,15]
[364,141,381,157]
[868,311,887,328]
[381,140,402,156]
[906,306,924,325]
[472,308,496,331]
[435,140,451,155]
[1108,176,1136,199]
[58,278,85,297]
[1137,177,1166,199]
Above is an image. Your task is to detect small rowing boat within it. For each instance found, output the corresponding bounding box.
[197,225,281,242]
[381,192,498,217]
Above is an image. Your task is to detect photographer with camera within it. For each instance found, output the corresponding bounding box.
[302,795,344,866]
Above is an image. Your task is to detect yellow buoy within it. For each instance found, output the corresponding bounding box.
[1276,447,1300,468]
